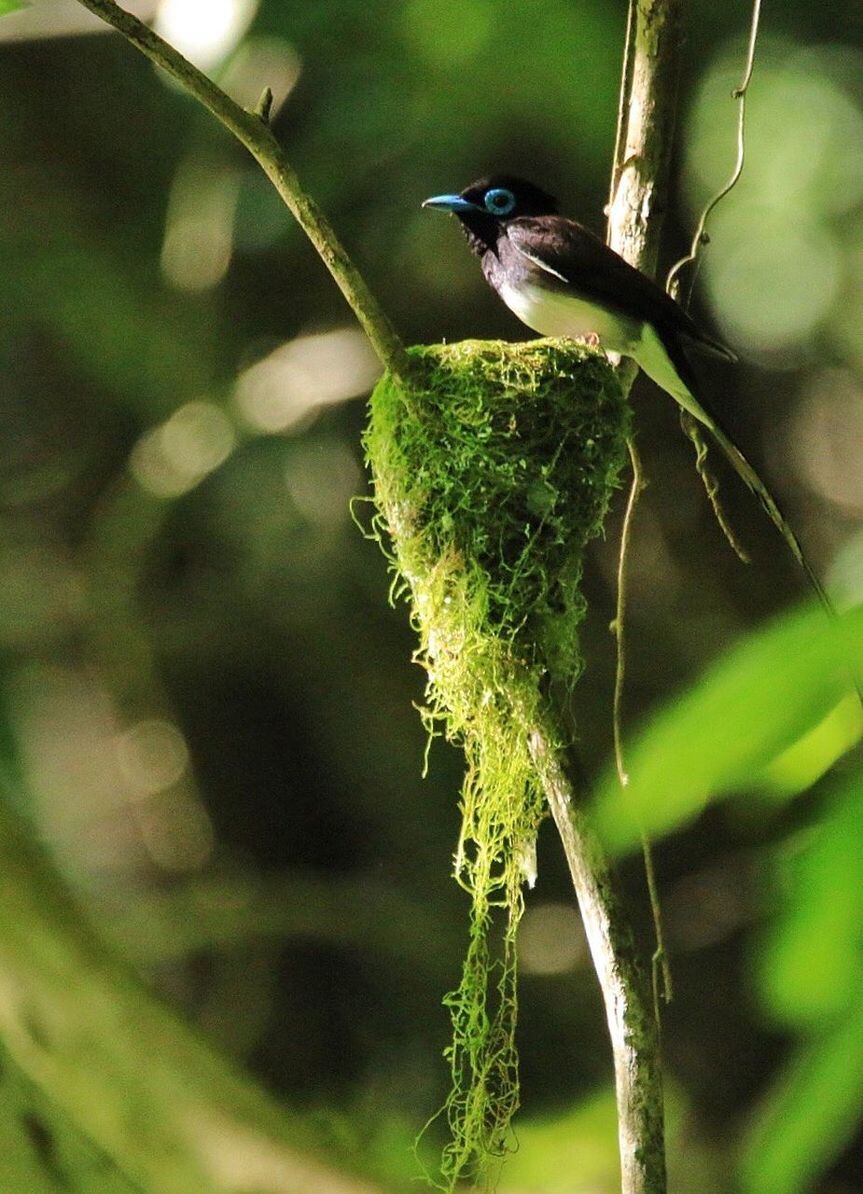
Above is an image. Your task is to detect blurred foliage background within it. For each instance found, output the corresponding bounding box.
[1,0,863,1190]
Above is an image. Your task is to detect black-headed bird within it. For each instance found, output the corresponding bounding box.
[422,174,826,603]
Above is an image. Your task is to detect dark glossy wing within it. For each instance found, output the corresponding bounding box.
[507,216,735,360]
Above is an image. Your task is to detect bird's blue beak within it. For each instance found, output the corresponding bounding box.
[421,194,480,213]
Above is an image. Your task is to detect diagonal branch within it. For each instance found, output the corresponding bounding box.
[73,0,412,387]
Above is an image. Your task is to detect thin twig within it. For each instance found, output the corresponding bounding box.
[612,437,644,790]
[642,825,672,1013]
[666,0,762,300]
[679,409,750,562]
[73,0,412,387]
[612,440,673,1011]
[664,0,763,559]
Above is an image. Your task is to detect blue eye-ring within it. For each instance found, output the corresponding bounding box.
[484,187,516,216]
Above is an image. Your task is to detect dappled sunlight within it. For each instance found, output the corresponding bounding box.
[130,399,236,497]
[687,43,863,361]
[234,328,380,432]
[6,665,214,878]
[161,154,244,292]
[791,368,863,513]
[519,902,587,976]
[154,0,258,71]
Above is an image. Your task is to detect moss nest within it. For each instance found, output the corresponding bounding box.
[364,338,629,1188]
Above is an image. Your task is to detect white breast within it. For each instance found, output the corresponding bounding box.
[497,280,642,354]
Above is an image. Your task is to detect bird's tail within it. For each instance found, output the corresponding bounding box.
[703,417,835,616]
[634,325,834,617]
[686,328,738,365]
[700,416,863,711]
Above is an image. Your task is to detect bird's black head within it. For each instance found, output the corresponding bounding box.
[422,175,558,255]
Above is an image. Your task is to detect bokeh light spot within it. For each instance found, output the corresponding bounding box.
[706,209,840,358]
[234,329,379,433]
[161,156,242,293]
[115,719,190,800]
[154,0,258,71]
[284,439,361,528]
[791,368,863,513]
[519,902,586,976]
[131,401,236,497]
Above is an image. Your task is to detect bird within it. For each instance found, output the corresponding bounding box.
[422,173,828,608]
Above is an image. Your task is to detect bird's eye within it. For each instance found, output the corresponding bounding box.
[483,188,516,216]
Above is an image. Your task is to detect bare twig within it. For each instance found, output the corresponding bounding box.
[666,0,762,301]
[664,0,763,560]
[611,437,645,791]
[72,0,412,387]
[610,439,672,1010]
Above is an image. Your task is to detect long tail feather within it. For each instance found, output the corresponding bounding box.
[704,418,835,617]
[633,324,842,625]
[702,416,863,710]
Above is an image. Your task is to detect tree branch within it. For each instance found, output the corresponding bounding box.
[607,0,684,276]
[72,0,412,388]
[529,719,666,1193]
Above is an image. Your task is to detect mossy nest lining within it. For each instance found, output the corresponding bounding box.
[364,339,629,1187]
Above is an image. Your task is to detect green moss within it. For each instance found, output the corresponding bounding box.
[363,339,629,1189]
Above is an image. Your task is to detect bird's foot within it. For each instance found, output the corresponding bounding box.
[582,332,602,348]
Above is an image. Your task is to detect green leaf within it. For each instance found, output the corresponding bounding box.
[593,602,863,852]
[758,771,863,1026]
[754,691,863,798]
[0,1,27,16]
[739,989,863,1194]
[738,770,863,1193]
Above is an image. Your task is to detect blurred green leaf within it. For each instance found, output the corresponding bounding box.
[739,986,863,1194]
[0,1045,137,1192]
[497,1089,619,1192]
[758,771,863,1026]
[739,769,863,1193]
[754,691,863,798]
[0,1,26,15]
[593,603,863,852]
